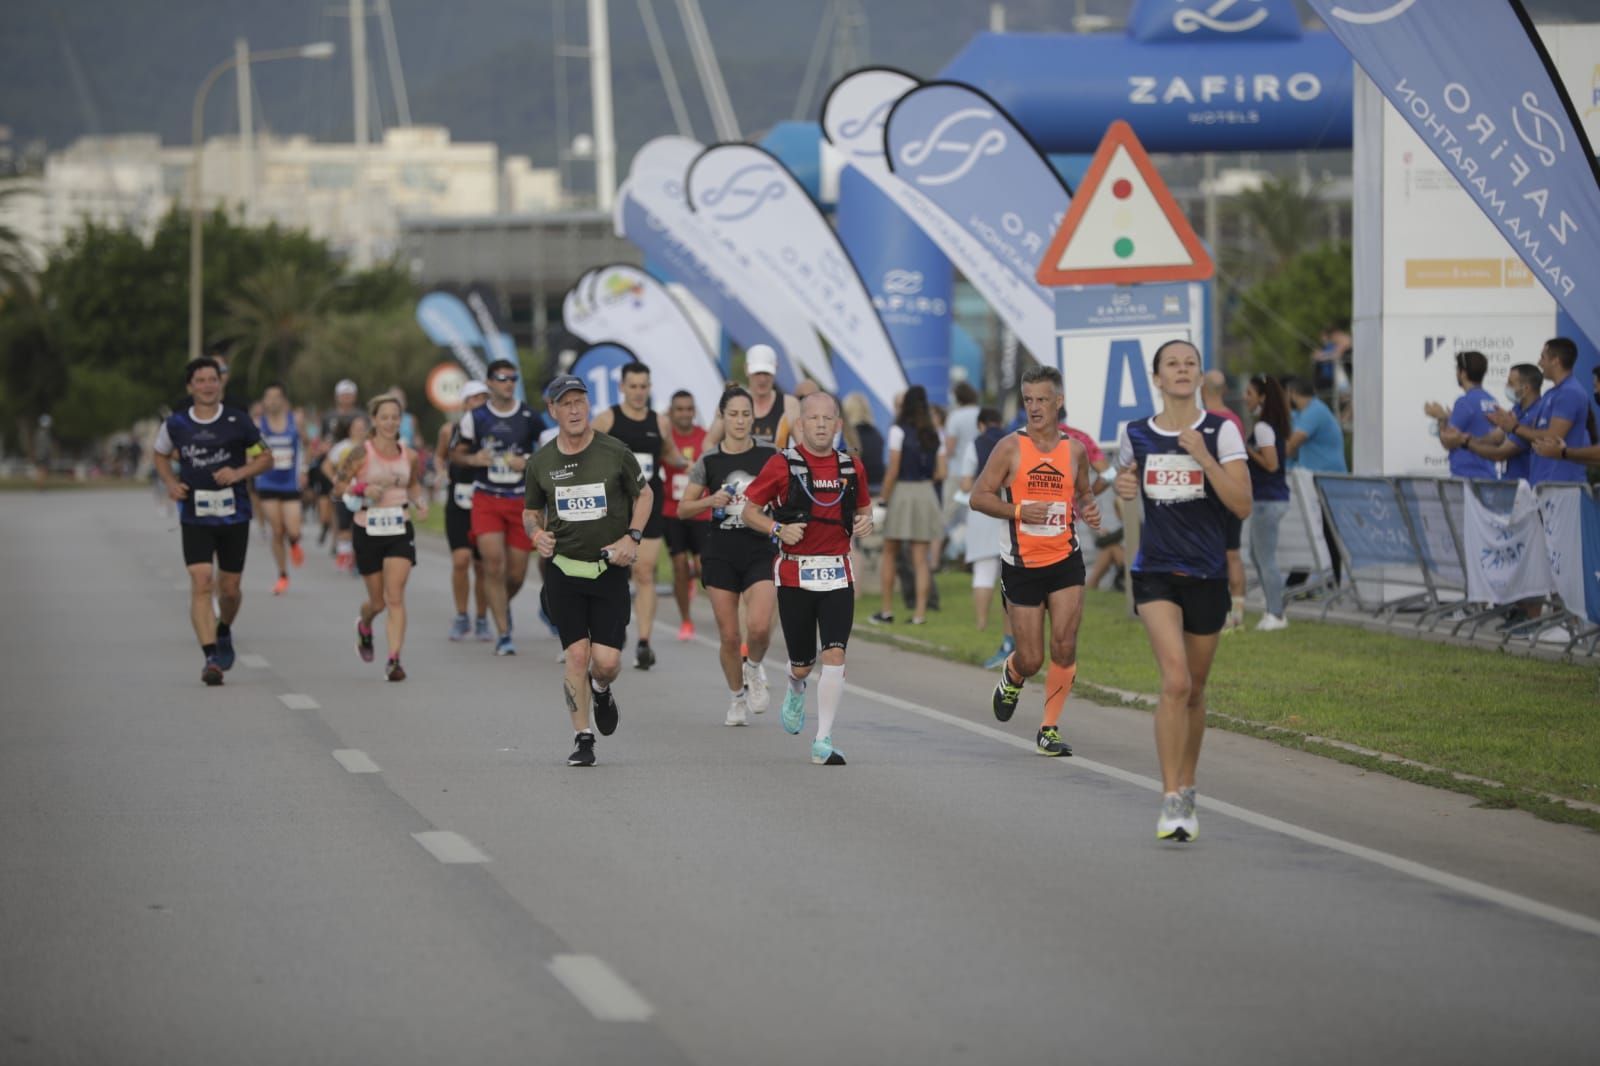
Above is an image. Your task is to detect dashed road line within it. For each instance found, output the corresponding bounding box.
[237,653,270,669]
[411,830,491,864]
[332,749,382,774]
[548,954,655,1021]
[278,693,321,710]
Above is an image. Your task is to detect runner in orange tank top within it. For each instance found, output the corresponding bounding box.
[969,366,1101,756]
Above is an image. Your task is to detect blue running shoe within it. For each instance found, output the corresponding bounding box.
[474,616,492,642]
[201,656,224,686]
[448,613,471,642]
[780,685,806,735]
[982,636,1015,671]
[495,635,516,657]
[811,736,846,765]
[214,627,235,671]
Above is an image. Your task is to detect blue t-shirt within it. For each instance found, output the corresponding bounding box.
[255,411,301,493]
[1502,401,1532,483]
[456,401,546,496]
[1447,387,1499,480]
[155,405,264,526]
[1117,412,1247,580]
[1289,398,1347,473]
[1529,375,1593,485]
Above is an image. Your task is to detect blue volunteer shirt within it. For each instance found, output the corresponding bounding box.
[456,400,545,496]
[1529,375,1593,485]
[155,405,264,525]
[1288,397,1347,473]
[1502,400,1532,483]
[1117,412,1247,580]
[1447,387,1499,480]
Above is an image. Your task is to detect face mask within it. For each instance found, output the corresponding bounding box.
[1505,387,1519,406]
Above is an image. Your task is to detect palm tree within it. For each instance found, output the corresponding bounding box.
[0,184,40,304]
[1227,174,1327,275]
[213,261,331,392]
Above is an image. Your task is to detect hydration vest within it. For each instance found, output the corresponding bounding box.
[772,447,858,528]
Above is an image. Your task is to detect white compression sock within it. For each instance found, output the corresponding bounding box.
[817,664,845,740]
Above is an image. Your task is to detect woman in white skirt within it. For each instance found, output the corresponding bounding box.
[873,385,947,625]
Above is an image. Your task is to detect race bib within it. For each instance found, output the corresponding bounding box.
[488,456,520,484]
[365,505,407,536]
[555,482,607,522]
[670,471,689,501]
[1143,452,1205,503]
[452,483,476,510]
[633,452,656,482]
[1019,500,1068,538]
[192,488,237,518]
[271,446,295,471]
[795,554,850,592]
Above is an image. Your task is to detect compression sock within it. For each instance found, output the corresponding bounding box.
[741,642,749,658]
[816,664,845,740]
[216,621,231,638]
[1003,654,1026,688]
[1041,662,1077,728]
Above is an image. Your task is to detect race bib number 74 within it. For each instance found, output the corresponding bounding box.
[555,482,608,522]
[1142,453,1205,503]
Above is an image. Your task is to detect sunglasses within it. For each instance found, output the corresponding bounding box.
[491,373,519,383]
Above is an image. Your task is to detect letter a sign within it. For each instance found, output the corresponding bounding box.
[1036,120,1213,286]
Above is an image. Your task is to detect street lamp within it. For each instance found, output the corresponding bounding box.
[188,41,336,362]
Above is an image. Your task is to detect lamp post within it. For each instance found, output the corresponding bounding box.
[188,41,336,362]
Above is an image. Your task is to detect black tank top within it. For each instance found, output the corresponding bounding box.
[606,404,664,485]
[750,387,785,447]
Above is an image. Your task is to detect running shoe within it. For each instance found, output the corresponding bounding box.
[592,684,619,736]
[725,692,749,727]
[635,642,656,670]
[567,731,596,767]
[1180,787,1199,841]
[356,619,375,663]
[744,661,770,713]
[289,541,306,568]
[982,636,1016,671]
[448,613,471,642]
[811,735,846,765]
[992,671,1022,722]
[1157,792,1192,842]
[868,611,894,625]
[780,685,806,735]
[474,616,493,642]
[1035,725,1072,757]
[677,619,695,641]
[214,628,235,671]
[272,575,289,596]
[494,635,516,657]
[201,656,224,686]
[1256,613,1289,632]
[386,657,407,682]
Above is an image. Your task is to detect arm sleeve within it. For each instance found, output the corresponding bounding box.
[1216,420,1247,464]
[686,454,710,488]
[741,454,789,508]
[887,424,905,451]
[1549,385,1586,428]
[153,420,174,456]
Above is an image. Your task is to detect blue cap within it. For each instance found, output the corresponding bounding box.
[543,374,589,402]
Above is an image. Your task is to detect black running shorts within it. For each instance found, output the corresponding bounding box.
[776,584,854,668]
[353,523,417,576]
[1224,513,1242,552]
[256,488,302,502]
[701,535,776,593]
[541,563,631,650]
[664,516,710,557]
[445,500,480,557]
[1000,551,1086,608]
[181,521,250,572]
[1132,571,1230,636]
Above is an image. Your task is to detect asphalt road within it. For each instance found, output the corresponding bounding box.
[2,491,1598,1066]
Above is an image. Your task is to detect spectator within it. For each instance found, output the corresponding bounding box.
[1203,369,1248,632]
[1285,376,1347,585]
[1423,350,1498,481]
[873,385,946,625]
[958,407,1010,660]
[1485,337,1593,486]
[1450,363,1541,482]
[1312,321,1351,397]
[1244,374,1293,631]
[842,392,885,496]
[32,414,54,488]
[942,382,982,550]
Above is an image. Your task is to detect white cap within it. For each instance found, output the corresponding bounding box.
[745,344,778,377]
[459,380,490,402]
[335,378,358,396]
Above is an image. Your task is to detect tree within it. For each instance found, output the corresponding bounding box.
[1229,240,1351,379]
[214,261,331,394]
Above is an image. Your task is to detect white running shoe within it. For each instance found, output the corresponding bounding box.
[1256,613,1289,632]
[725,692,749,727]
[1157,792,1192,842]
[744,661,770,713]
[1180,787,1199,841]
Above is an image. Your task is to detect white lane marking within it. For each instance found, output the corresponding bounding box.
[839,678,1600,940]
[278,693,320,710]
[548,954,655,1022]
[332,749,382,774]
[411,830,491,864]
[237,653,270,669]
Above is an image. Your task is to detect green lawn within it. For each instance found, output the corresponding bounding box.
[854,571,1600,825]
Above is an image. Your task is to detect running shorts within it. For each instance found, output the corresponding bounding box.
[470,491,532,551]
[664,516,709,557]
[777,585,855,668]
[256,488,302,502]
[1224,513,1242,552]
[353,522,417,576]
[1000,551,1086,608]
[642,482,667,540]
[701,536,777,594]
[181,522,250,572]
[1132,571,1230,636]
[541,563,631,650]
[445,500,479,556]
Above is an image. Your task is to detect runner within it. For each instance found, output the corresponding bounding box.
[740,391,875,765]
[523,374,652,768]
[969,366,1101,757]
[1114,340,1251,842]
[151,357,273,685]
[336,394,428,680]
[322,414,370,573]
[704,344,800,449]
[255,382,307,595]
[661,389,710,642]
[312,379,361,548]
[678,387,779,726]
[437,380,492,642]
[592,361,687,670]
[453,358,545,656]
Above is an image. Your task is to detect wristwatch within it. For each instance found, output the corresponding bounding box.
[627,528,643,543]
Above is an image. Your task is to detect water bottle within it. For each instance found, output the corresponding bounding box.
[712,483,734,522]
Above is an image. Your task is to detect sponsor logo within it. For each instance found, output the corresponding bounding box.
[898,108,1007,187]
[1025,461,1064,495]
[550,467,575,480]
[1423,335,1448,359]
[883,269,923,296]
[1129,72,1321,106]
[1172,0,1268,35]
[1327,0,1417,26]
[839,99,896,159]
[700,162,787,222]
[596,272,646,309]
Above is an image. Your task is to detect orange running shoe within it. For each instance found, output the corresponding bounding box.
[273,575,289,596]
[289,541,305,568]
[677,620,695,641]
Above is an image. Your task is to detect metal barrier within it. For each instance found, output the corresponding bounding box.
[1312,474,1436,622]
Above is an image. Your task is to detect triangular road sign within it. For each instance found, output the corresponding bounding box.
[1036,120,1214,287]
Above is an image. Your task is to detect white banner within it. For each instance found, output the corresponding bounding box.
[1536,482,1589,617]
[686,142,907,413]
[562,264,725,417]
[1463,480,1553,606]
[822,68,1059,370]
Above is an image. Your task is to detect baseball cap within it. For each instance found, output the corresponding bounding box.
[335,379,358,396]
[459,380,490,402]
[543,373,589,402]
[745,344,778,377]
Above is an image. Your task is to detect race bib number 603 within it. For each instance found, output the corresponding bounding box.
[554,482,608,522]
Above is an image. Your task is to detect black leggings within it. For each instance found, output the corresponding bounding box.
[776,585,855,668]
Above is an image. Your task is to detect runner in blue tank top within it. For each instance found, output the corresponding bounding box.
[255,383,307,595]
[1115,340,1251,843]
